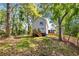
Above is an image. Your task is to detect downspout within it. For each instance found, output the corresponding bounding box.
[45,19,48,36]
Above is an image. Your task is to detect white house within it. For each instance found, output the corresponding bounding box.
[32,17,56,36]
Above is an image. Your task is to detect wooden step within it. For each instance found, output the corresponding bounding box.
[33,29,42,37]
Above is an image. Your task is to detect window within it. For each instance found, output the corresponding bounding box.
[40,22,43,25]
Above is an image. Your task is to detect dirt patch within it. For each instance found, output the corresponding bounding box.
[0,36,21,45]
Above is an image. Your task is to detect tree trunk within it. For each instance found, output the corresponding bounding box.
[77,37,79,45]
[11,19,14,35]
[58,17,62,41]
[27,14,30,35]
[58,12,68,41]
[5,3,11,37]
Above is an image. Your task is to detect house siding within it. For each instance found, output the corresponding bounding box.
[33,18,46,33]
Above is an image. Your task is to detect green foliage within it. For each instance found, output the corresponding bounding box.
[22,3,41,19]
[77,33,79,38]
[51,4,79,22]
[0,8,6,36]
[0,3,79,38]
[50,4,79,37]
[0,10,6,24]
[0,30,5,35]
[20,4,41,35]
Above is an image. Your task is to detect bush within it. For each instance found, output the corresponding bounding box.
[0,30,5,35]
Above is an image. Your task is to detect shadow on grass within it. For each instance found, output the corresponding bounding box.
[14,35,34,39]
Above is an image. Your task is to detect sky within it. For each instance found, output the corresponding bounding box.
[0,3,6,10]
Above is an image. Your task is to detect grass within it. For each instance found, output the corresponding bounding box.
[0,35,79,56]
[16,38,30,48]
[16,36,79,56]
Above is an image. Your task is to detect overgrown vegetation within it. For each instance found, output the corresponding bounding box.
[0,36,79,56]
[0,3,79,56]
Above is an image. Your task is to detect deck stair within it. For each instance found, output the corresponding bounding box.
[33,29,42,37]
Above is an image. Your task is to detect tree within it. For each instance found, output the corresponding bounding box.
[37,3,51,17]
[5,3,12,37]
[21,4,41,35]
[0,10,6,25]
[50,4,79,40]
[10,4,26,35]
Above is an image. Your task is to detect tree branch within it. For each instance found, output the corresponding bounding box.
[43,4,50,16]
[61,11,68,22]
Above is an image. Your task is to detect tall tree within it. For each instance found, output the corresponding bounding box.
[5,3,12,37]
[50,4,79,40]
[37,3,51,17]
[21,3,41,35]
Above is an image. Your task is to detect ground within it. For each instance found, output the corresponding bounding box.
[0,35,79,56]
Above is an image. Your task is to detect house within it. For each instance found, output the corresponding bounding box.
[32,17,56,36]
